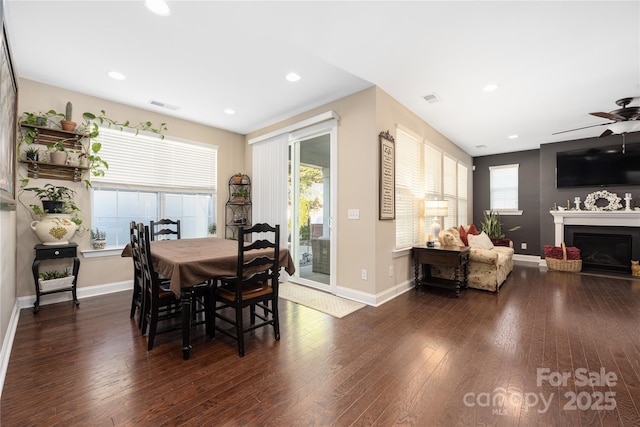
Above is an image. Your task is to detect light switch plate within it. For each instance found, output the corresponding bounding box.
[348,209,360,219]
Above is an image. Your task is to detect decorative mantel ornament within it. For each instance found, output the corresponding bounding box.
[583,190,622,211]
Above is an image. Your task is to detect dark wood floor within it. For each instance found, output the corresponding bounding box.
[2,264,640,426]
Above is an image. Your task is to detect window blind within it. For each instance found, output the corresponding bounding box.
[442,155,457,229]
[91,127,217,193]
[457,163,468,226]
[490,164,519,210]
[395,129,423,248]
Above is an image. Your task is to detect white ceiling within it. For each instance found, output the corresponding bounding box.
[5,1,640,156]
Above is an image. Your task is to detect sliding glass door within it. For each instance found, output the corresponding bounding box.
[288,123,336,293]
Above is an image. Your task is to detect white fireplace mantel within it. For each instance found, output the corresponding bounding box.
[550,210,640,245]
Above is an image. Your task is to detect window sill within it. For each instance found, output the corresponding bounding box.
[81,246,125,258]
[485,210,523,216]
[392,247,412,258]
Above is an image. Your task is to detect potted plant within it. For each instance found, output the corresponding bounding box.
[48,141,68,165]
[91,228,106,249]
[231,188,249,203]
[208,223,217,236]
[60,101,76,132]
[38,269,73,292]
[480,210,521,244]
[232,172,243,184]
[24,146,40,162]
[23,184,81,245]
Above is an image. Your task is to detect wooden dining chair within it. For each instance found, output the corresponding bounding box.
[129,221,144,328]
[210,223,281,357]
[138,223,211,350]
[150,218,181,241]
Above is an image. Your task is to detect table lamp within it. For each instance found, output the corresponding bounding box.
[425,200,448,243]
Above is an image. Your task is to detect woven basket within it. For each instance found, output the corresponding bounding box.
[546,242,582,272]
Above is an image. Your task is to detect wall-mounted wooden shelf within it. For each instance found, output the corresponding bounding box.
[19,160,89,182]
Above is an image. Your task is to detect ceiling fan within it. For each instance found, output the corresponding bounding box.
[553,96,640,138]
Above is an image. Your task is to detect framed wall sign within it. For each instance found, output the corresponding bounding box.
[379,130,395,220]
[0,19,17,209]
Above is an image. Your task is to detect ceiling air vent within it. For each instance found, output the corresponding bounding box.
[423,93,440,104]
[149,100,181,111]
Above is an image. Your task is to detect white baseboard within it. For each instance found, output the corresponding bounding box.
[336,279,414,307]
[17,280,133,310]
[0,301,20,398]
[513,254,542,265]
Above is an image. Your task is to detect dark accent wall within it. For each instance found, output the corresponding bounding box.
[474,132,640,257]
[539,132,640,253]
[473,149,540,255]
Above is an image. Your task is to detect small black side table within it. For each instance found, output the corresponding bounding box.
[32,242,80,313]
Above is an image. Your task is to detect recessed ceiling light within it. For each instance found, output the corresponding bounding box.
[475,145,487,149]
[508,134,519,139]
[483,83,499,92]
[285,72,301,82]
[108,71,126,80]
[145,0,171,16]
[224,108,235,115]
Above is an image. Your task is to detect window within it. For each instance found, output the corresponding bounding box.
[489,164,520,213]
[91,127,217,246]
[395,130,470,248]
[395,129,423,248]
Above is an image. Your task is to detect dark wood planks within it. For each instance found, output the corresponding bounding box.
[2,264,639,426]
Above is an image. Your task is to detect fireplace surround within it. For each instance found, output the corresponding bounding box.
[550,210,640,274]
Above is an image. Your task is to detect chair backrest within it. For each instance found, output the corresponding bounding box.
[138,223,165,307]
[129,221,143,288]
[150,218,181,241]
[233,223,280,299]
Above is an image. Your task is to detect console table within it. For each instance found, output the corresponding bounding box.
[412,245,469,297]
[32,243,80,313]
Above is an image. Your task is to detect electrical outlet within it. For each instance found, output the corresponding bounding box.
[361,269,368,280]
[521,242,527,250]
[389,266,394,276]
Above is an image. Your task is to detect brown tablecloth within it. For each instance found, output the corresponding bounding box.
[122,237,295,298]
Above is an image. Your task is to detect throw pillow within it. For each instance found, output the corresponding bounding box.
[459,223,479,246]
[468,231,495,250]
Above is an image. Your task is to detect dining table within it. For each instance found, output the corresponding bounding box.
[122,237,295,359]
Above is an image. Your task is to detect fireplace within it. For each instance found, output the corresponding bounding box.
[565,225,640,274]
[550,210,640,275]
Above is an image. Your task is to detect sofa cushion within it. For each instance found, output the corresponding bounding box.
[459,223,479,246]
[468,231,494,250]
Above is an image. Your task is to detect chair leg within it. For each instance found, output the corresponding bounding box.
[140,296,148,336]
[250,303,256,325]
[130,285,138,318]
[236,307,245,357]
[148,308,158,351]
[272,297,280,341]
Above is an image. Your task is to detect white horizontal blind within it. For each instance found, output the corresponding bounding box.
[91,127,217,193]
[424,144,442,201]
[457,163,468,226]
[442,155,457,229]
[490,164,519,210]
[395,129,423,248]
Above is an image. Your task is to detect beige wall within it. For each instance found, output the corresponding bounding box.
[15,79,245,299]
[15,79,471,304]
[246,86,472,300]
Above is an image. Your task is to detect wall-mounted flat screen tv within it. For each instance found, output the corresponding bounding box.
[556,143,640,188]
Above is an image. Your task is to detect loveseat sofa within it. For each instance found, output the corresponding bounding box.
[431,226,514,292]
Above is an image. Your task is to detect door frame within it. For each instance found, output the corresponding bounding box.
[288,119,337,294]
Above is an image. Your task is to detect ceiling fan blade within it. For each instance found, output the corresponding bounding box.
[552,122,612,135]
[599,129,614,138]
[590,111,626,121]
